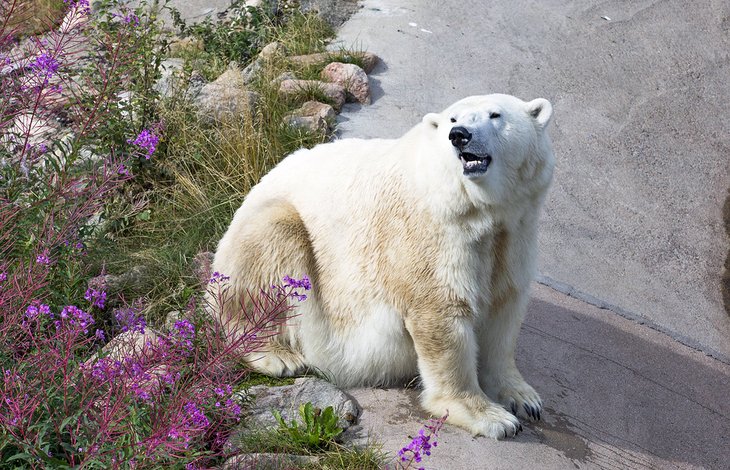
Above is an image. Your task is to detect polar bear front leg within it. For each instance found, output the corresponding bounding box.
[405,310,522,439]
[478,292,543,421]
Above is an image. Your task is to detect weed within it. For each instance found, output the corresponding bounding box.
[273,403,343,450]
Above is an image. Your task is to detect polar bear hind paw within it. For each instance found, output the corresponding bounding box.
[247,348,306,378]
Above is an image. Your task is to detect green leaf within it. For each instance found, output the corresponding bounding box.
[6,452,34,463]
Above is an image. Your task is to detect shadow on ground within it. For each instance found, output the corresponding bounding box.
[350,283,730,469]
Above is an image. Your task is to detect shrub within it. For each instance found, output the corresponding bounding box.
[0,272,310,467]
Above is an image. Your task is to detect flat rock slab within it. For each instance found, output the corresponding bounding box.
[333,0,730,362]
[349,283,730,469]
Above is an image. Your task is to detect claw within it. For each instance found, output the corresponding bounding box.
[518,423,523,432]
[536,408,541,421]
[510,402,517,415]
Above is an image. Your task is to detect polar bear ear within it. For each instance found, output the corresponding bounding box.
[526,98,553,129]
[422,113,441,129]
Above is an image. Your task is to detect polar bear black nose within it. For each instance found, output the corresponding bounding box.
[449,126,472,148]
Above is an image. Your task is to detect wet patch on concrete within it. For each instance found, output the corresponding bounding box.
[531,407,593,468]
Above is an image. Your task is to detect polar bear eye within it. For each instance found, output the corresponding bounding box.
[450,117,456,123]
[490,112,501,119]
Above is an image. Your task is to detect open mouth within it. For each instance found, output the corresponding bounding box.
[459,152,492,176]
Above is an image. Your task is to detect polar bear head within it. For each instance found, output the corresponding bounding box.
[421,94,554,204]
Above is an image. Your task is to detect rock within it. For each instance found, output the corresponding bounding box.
[297,101,336,122]
[271,71,296,85]
[153,58,184,98]
[283,115,328,134]
[237,377,360,430]
[187,70,206,99]
[195,68,259,122]
[222,453,319,469]
[165,310,183,329]
[97,329,160,362]
[288,51,380,73]
[284,101,336,133]
[241,58,263,84]
[259,41,285,60]
[88,266,150,307]
[278,79,346,111]
[321,62,370,104]
[298,0,359,28]
[287,52,330,68]
[354,51,380,74]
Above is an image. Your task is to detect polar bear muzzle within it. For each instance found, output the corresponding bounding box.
[449,125,492,176]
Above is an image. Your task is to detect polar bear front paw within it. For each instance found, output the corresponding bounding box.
[423,393,523,439]
[495,379,543,421]
[471,405,523,439]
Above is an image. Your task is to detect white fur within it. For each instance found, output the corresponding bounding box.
[212,94,555,438]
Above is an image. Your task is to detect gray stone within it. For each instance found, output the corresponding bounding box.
[153,58,185,98]
[195,68,259,122]
[237,377,360,431]
[283,101,336,134]
[283,115,328,134]
[241,58,263,85]
[287,52,330,68]
[321,62,370,104]
[278,79,346,111]
[88,266,150,307]
[222,453,319,470]
[271,71,296,85]
[297,101,336,122]
[289,51,379,74]
[298,0,359,28]
[259,41,285,60]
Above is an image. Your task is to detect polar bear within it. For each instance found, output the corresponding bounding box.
[210,94,554,438]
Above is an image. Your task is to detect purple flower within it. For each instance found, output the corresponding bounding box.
[123,13,140,26]
[25,305,39,319]
[127,129,159,159]
[114,307,146,333]
[282,275,311,290]
[281,275,312,301]
[90,358,123,381]
[209,271,230,284]
[36,253,51,265]
[171,319,195,351]
[60,305,94,333]
[29,53,60,79]
[0,271,6,283]
[95,329,106,341]
[183,402,210,428]
[398,412,448,468]
[84,288,107,309]
[63,0,90,10]
[25,303,50,320]
[117,164,130,176]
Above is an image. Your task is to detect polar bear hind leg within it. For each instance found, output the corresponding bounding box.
[212,199,314,378]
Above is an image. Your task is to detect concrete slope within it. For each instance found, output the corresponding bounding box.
[333,0,730,361]
[348,283,730,469]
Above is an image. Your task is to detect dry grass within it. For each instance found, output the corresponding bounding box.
[2,0,66,38]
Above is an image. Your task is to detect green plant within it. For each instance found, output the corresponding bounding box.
[273,403,343,450]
